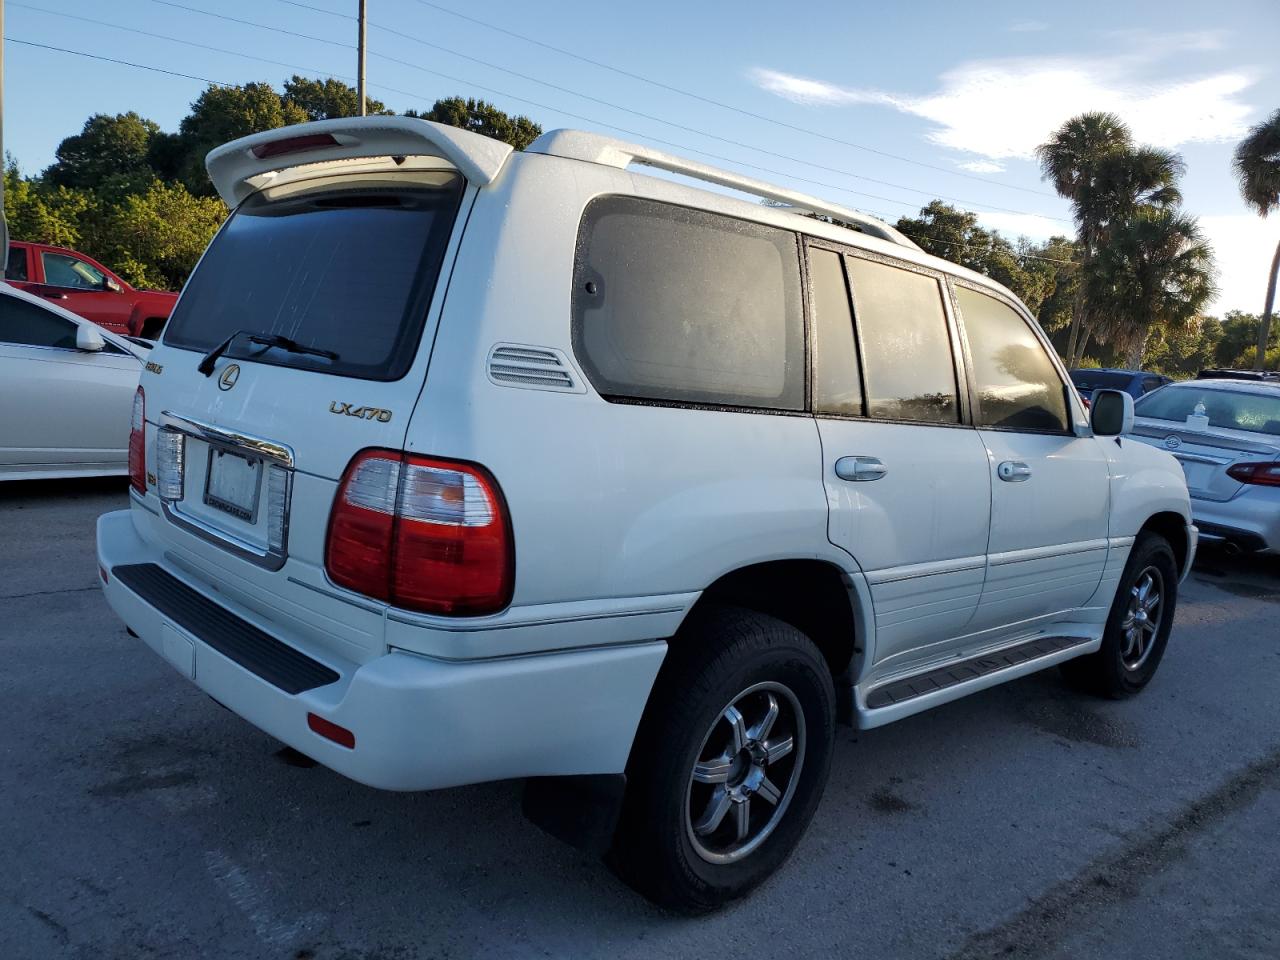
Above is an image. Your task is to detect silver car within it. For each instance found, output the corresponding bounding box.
[0,282,150,480]
[1130,379,1280,554]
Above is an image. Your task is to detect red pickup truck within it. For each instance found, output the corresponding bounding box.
[5,240,178,339]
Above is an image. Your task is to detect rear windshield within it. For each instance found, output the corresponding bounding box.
[1135,386,1280,435]
[1070,370,1133,391]
[164,171,464,381]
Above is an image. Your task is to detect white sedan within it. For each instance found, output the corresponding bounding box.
[0,281,150,480]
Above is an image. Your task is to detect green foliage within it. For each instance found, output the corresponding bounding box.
[4,160,84,248]
[408,97,542,150]
[96,181,228,290]
[45,112,161,198]
[283,75,389,121]
[1233,109,1280,218]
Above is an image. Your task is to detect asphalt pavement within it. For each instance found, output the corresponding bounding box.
[2,477,1278,960]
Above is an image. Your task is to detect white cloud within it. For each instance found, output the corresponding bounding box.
[1008,21,1048,33]
[751,35,1256,162]
[958,159,1006,174]
[1198,215,1279,315]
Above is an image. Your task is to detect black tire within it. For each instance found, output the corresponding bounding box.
[139,318,166,340]
[609,605,836,913]
[1060,531,1178,698]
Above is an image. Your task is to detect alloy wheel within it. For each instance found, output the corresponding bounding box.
[1120,565,1164,671]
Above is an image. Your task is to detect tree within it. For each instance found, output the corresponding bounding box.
[1086,208,1216,368]
[895,201,1031,300]
[283,75,387,121]
[1232,108,1280,369]
[409,97,542,150]
[3,160,84,249]
[44,112,161,197]
[175,83,311,194]
[1037,114,1184,366]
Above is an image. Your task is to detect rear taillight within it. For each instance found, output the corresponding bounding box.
[1227,461,1280,487]
[325,450,514,616]
[251,133,341,159]
[128,386,146,494]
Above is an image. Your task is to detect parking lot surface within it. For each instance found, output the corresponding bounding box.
[2,478,1278,960]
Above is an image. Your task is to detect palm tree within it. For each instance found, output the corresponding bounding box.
[1037,113,1131,365]
[1038,116,1185,366]
[1087,209,1216,367]
[1233,109,1280,370]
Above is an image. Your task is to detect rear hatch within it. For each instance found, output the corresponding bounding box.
[139,165,466,658]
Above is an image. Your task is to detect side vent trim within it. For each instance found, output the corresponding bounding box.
[486,343,586,394]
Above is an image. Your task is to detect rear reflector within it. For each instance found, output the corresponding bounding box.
[251,133,341,160]
[99,565,109,585]
[325,450,514,616]
[307,713,356,749]
[128,387,146,495]
[1226,461,1280,487]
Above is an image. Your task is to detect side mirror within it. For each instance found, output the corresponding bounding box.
[104,277,123,293]
[1091,389,1134,436]
[76,325,106,352]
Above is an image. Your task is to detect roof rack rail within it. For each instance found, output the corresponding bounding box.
[526,129,919,251]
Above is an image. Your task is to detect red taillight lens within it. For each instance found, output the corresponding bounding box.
[128,386,146,494]
[251,133,341,159]
[325,450,514,616]
[1227,461,1280,487]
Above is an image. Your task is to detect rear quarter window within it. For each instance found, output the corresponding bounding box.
[572,196,804,411]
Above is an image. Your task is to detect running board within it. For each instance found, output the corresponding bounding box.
[855,634,1100,730]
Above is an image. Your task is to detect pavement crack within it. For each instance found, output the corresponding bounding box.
[945,745,1280,960]
[0,585,99,601]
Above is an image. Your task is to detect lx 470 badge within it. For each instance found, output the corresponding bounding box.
[330,401,393,423]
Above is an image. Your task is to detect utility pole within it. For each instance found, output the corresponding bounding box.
[1,0,9,275]
[357,0,367,116]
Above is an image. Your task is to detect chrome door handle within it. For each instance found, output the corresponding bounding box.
[997,461,1032,482]
[835,456,887,482]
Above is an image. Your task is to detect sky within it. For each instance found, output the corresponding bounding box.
[3,0,1278,314]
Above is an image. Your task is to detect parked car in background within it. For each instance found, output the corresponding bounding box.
[98,117,1195,913]
[4,240,177,340]
[1196,368,1280,383]
[0,282,150,480]
[1129,378,1280,554]
[1070,368,1172,408]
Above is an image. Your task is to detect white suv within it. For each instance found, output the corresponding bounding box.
[97,117,1196,912]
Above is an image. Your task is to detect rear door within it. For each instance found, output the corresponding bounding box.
[808,242,991,672]
[951,282,1110,633]
[137,169,467,659]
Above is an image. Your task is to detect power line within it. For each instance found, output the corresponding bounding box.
[265,0,1066,221]
[4,34,1077,266]
[5,37,230,86]
[11,3,356,80]
[144,0,348,50]
[399,0,1058,199]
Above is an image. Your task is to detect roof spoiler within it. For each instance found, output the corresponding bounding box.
[205,116,514,207]
[526,129,919,250]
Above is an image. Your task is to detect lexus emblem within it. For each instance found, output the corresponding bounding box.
[1164,435,1181,450]
[218,364,240,391]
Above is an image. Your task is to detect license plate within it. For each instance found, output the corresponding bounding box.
[1177,459,1211,491]
[205,449,262,521]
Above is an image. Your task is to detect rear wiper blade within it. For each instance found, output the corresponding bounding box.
[197,330,338,376]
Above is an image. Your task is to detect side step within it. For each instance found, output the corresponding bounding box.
[857,634,1097,729]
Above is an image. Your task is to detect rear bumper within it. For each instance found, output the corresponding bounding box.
[1190,491,1280,553]
[97,509,666,791]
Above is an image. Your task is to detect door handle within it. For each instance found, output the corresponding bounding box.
[42,291,69,300]
[998,461,1032,482]
[835,456,888,482]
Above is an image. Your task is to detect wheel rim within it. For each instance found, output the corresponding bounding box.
[684,681,806,865]
[1120,565,1164,671]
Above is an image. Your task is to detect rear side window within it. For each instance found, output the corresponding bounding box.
[0,294,78,348]
[573,196,803,410]
[956,285,1069,433]
[846,257,959,424]
[164,172,463,381]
